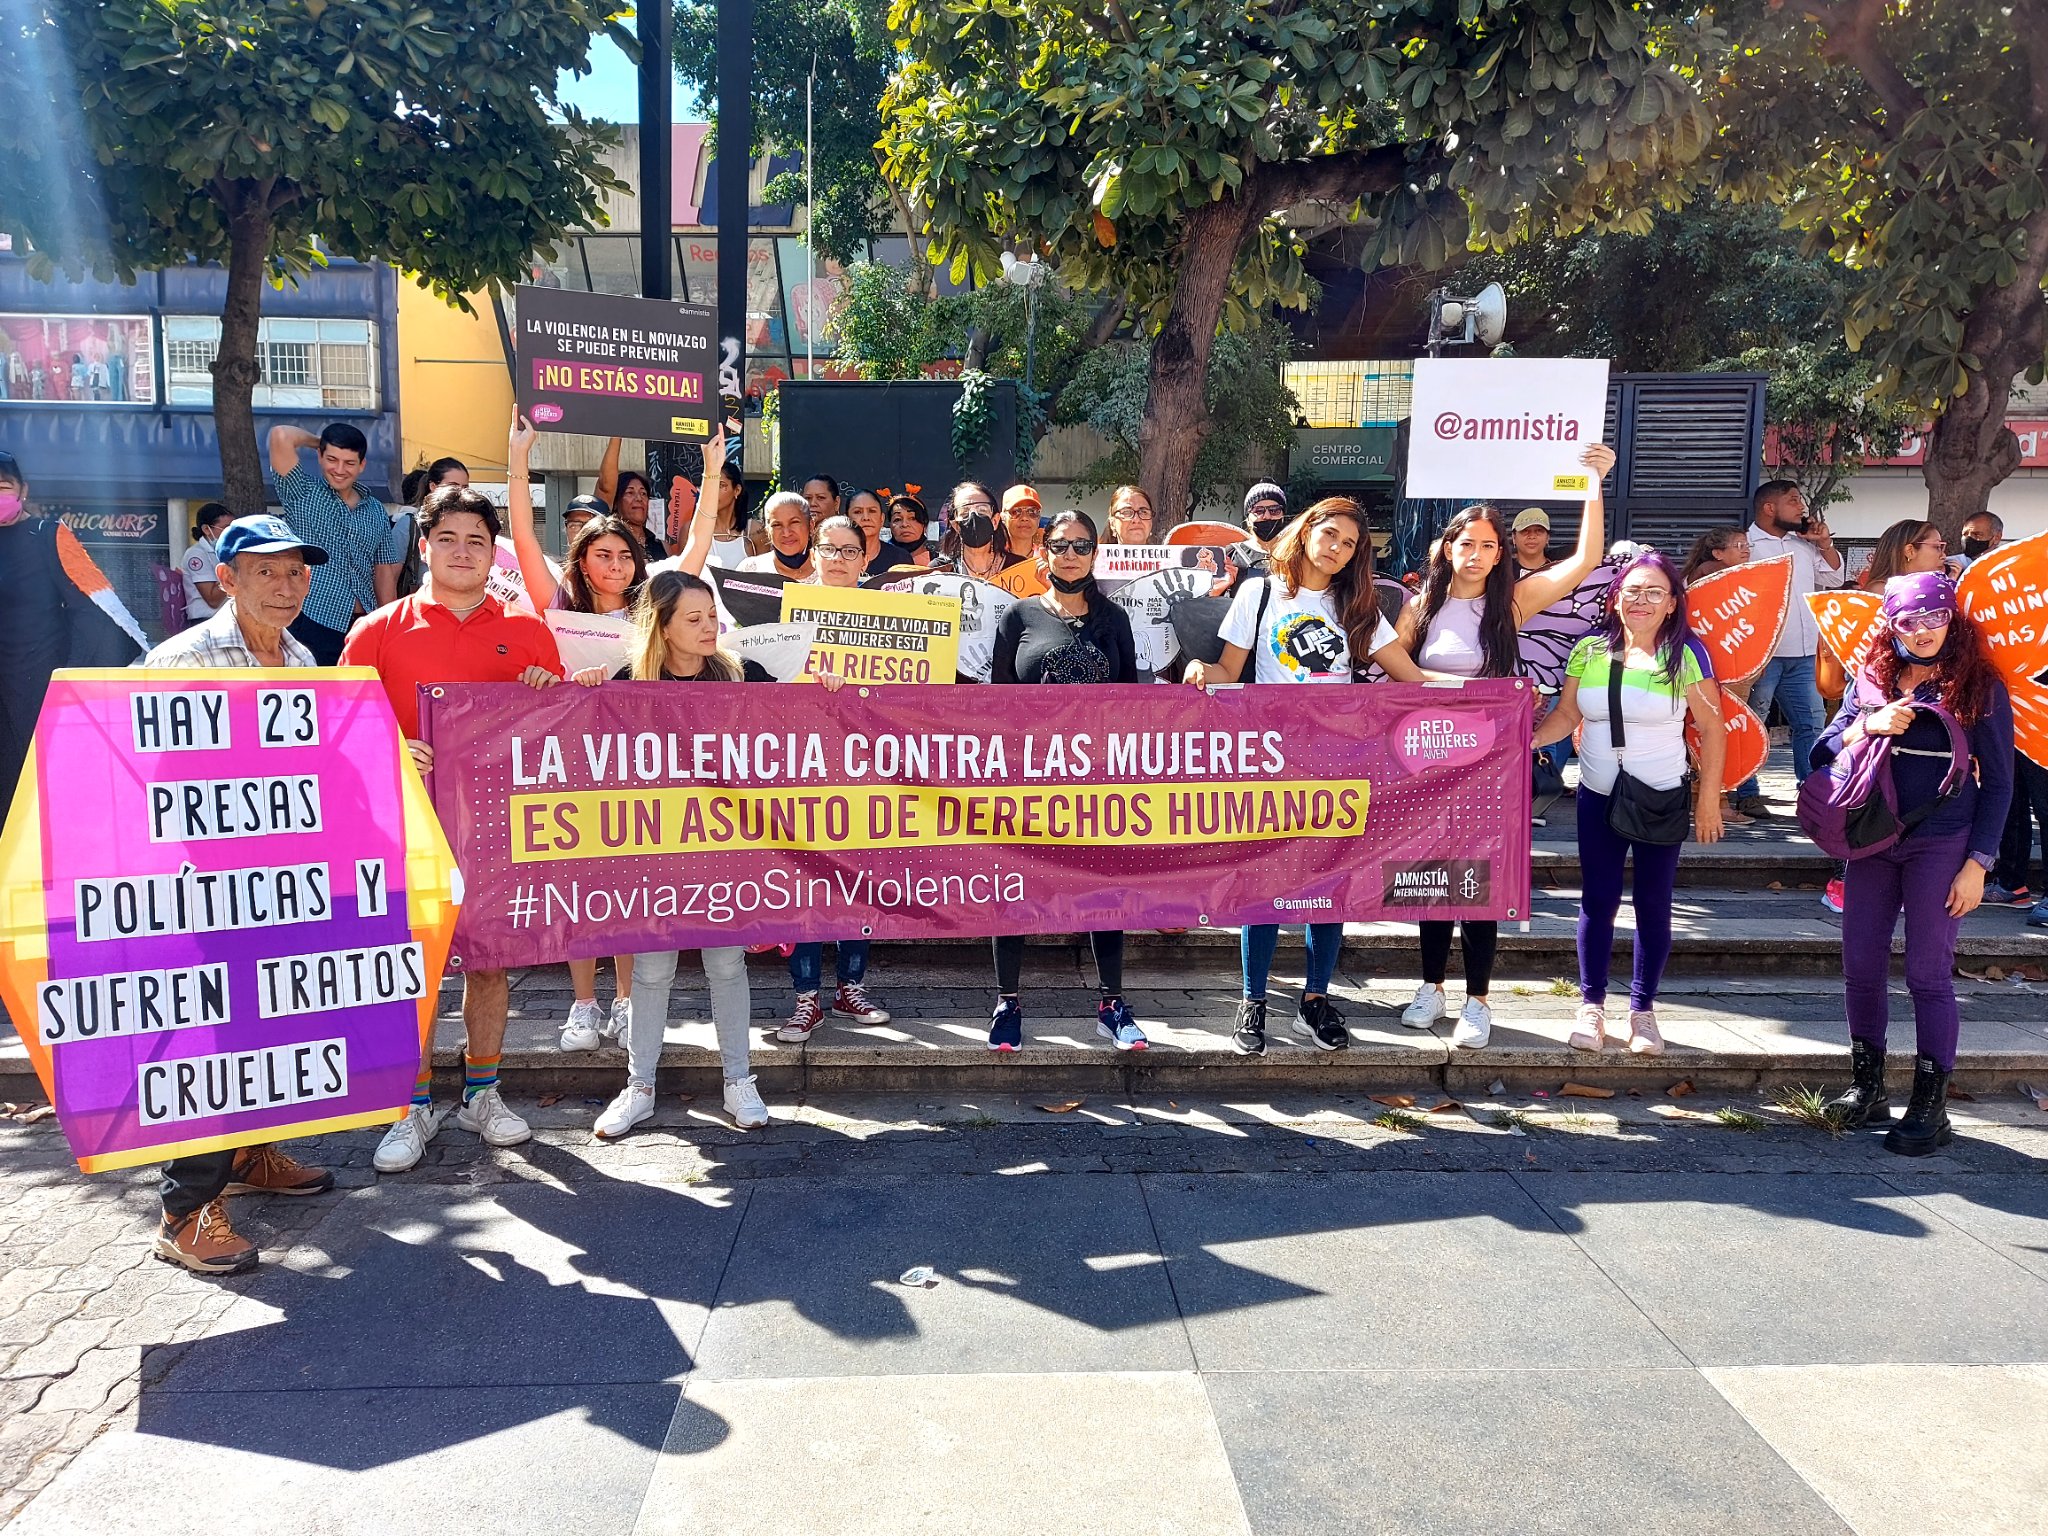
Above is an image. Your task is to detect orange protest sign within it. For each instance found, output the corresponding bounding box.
[1808,587,1883,673]
[1685,556,1791,687]
[1688,688,1769,788]
[1957,531,2048,769]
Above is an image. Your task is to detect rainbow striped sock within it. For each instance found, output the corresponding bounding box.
[463,1056,499,1102]
[412,1069,433,1109]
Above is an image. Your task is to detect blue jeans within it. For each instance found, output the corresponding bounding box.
[1737,652,1824,796]
[790,940,868,993]
[1240,923,1343,999]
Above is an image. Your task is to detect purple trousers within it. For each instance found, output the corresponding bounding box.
[1576,788,1684,1010]
[1841,828,1969,1071]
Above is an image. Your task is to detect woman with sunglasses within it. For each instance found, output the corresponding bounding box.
[1394,443,1616,1049]
[985,511,1147,1052]
[1818,573,2011,1155]
[1532,551,1725,1056]
[1185,497,1441,1052]
[774,514,894,1044]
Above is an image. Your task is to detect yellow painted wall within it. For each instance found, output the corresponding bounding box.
[395,281,514,484]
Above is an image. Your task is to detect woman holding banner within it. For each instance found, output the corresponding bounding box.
[986,510,1147,1052]
[775,514,896,1042]
[1184,498,1439,1053]
[1532,551,1725,1056]
[1394,442,1617,1049]
[510,411,651,1051]
[579,569,847,1137]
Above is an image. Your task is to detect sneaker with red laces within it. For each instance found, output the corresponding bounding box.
[225,1144,335,1197]
[154,1199,257,1274]
[1822,878,1846,915]
[831,982,891,1024]
[778,991,824,1043]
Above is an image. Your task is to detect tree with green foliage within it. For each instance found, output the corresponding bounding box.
[674,0,899,269]
[0,0,627,511]
[1061,319,1299,505]
[1686,0,2048,534]
[880,0,1709,519]
[1710,345,1912,512]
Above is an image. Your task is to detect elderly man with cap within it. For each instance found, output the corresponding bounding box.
[140,514,339,1272]
[1512,507,1553,576]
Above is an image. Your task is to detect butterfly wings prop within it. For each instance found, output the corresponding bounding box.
[1806,532,2048,769]
[1683,555,1794,788]
[1518,560,1621,696]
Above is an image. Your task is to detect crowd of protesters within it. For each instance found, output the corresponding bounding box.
[0,420,2023,1275]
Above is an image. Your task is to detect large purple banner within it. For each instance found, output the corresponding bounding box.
[422,680,1532,971]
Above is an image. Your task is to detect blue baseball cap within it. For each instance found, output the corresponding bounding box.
[215,514,328,565]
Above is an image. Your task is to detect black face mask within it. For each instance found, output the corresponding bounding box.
[772,545,810,571]
[1962,536,1991,559]
[1250,514,1287,542]
[957,513,995,549]
[1049,572,1093,595]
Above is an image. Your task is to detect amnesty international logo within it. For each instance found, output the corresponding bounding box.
[1381,859,1491,907]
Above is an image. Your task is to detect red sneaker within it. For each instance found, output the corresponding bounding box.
[1822,878,1845,915]
[777,992,823,1043]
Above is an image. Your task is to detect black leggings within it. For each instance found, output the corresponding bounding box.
[1420,920,1497,996]
[994,932,1125,997]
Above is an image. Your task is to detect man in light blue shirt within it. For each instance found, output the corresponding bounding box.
[1734,478,1844,816]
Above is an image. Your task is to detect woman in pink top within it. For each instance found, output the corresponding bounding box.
[1393,442,1615,1049]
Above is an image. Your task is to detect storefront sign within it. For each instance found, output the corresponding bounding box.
[1291,427,1397,481]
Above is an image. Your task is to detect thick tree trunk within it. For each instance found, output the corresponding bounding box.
[211,191,272,514]
[1920,214,2048,538]
[1137,197,1257,523]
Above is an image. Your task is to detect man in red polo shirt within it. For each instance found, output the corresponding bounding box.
[341,485,564,1173]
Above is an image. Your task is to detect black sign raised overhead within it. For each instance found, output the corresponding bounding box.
[513,286,716,443]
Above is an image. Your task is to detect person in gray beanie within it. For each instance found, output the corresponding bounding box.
[1230,482,1292,582]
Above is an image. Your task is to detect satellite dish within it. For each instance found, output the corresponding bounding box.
[1471,282,1508,347]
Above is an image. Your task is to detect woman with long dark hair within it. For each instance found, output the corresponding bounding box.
[1532,551,1725,1055]
[935,480,1014,584]
[1817,573,2012,1155]
[1681,525,1750,586]
[1185,497,1443,1052]
[986,510,1146,1052]
[1394,442,1616,1048]
[1860,518,1948,589]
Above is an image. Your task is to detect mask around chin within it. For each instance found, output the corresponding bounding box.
[1049,572,1093,595]
[772,545,810,570]
[0,491,23,527]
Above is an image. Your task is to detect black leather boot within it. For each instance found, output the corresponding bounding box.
[1828,1037,1891,1128]
[1883,1056,1953,1156]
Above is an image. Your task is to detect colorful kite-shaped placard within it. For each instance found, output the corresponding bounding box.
[1686,555,1792,687]
[0,670,459,1173]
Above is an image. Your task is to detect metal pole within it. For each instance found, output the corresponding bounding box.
[805,52,815,374]
[637,0,673,301]
[716,0,752,429]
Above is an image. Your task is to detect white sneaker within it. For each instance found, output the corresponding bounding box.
[723,1074,769,1129]
[1400,984,1447,1029]
[373,1103,442,1173]
[454,1087,531,1147]
[593,1082,655,1140]
[1450,998,1493,1050]
[604,998,632,1040]
[560,999,604,1052]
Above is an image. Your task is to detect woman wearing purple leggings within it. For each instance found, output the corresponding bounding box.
[1816,572,2012,1156]
[1533,552,1726,1055]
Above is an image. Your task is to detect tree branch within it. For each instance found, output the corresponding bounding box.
[1809,0,1927,131]
[1257,144,1432,212]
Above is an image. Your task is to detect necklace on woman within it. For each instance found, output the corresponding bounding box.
[963,547,1002,580]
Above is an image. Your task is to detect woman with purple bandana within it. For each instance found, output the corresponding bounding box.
[1815,572,2013,1155]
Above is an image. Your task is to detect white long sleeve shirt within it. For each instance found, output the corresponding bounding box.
[1745,521,1845,658]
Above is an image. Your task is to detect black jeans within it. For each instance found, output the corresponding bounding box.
[994,933,1125,996]
[1995,752,2048,891]
[1420,920,1498,995]
[288,613,348,666]
[160,1149,236,1219]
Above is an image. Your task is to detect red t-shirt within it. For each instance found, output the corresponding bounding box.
[339,593,564,738]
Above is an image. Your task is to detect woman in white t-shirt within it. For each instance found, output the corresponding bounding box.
[1183,498,1437,1055]
[1533,551,1726,1056]
[179,502,234,623]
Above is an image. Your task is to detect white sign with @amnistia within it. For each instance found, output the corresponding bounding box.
[1405,358,1611,500]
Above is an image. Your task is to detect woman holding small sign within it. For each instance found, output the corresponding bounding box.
[1183,497,1441,1054]
[986,510,1148,1053]
[1394,442,1617,1050]
[1532,551,1725,1057]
